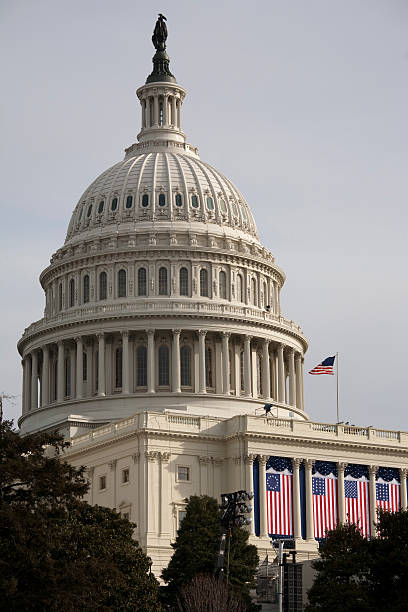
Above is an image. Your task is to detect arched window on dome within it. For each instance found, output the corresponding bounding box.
[179,267,188,296]
[237,274,243,303]
[111,197,118,211]
[58,283,63,311]
[200,269,208,297]
[240,351,245,392]
[158,345,169,386]
[138,267,147,296]
[98,200,104,214]
[158,267,168,296]
[99,271,107,301]
[180,346,191,387]
[251,277,257,306]
[219,271,227,300]
[87,204,93,218]
[205,347,213,388]
[191,195,199,208]
[83,275,90,304]
[53,359,58,402]
[118,269,127,298]
[142,193,149,207]
[69,278,75,307]
[175,193,183,207]
[206,196,214,211]
[136,345,147,387]
[149,98,154,127]
[125,195,133,209]
[158,193,166,207]
[115,347,123,389]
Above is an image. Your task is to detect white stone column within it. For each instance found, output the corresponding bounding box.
[292,458,302,540]
[400,468,407,510]
[259,455,268,537]
[22,358,28,414]
[288,348,296,407]
[41,346,50,407]
[337,462,347,525]
[147,330,155,393]
[86,342,93,397]
[153,95,159,126]
[369,465,378,535]
[163,94,169,126]
[171,96,177,126]
[141,98,146,128]
[277,343,285,403]
[243,335,252,397]
[172,329,181,393]
[245,455,255,535]
[262,339,271,400]
[198,330,207,393]
[75,337,83,399]
[305,459,314,540]
[159,452,171,537]
[69,346,75,398]
[57,341,64,402]
[222,332,230,394]
[97,333,106,397]
[122,331,129,394]
[301,357,305,410]
[30,351,38,410]
[177,99,182,130]
[145,97,150,127]
[295,353,302,410]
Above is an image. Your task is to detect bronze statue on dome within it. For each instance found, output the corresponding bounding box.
[152,14,168,51]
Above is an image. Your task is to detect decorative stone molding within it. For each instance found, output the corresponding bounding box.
[145,450,159,462]
[108,459,117,470]
[160,451,171,463]
[292,458,302,470]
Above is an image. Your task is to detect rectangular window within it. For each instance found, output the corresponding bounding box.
[122,468,130,484]
[123,512,130,520]
[99,475,106,490]
[178,509,187,527]
[177,466,190,482]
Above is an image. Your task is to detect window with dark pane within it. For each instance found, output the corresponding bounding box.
[175,193,182,207]
[69,278,75,307]
[82,352,87,381]
[99,271,107,300]
[240,351,245,391]
[83,275,90,303]
[58,283,63,311]
[237,274,243,302]
[158,267,168,295]
[111,197,118,211]
[136,345,147,386]
[87,204,93,217]
[180,346,191,386]
[205,347,212,387]
[126,195,133,209]
[118,269,127,298]
[191,195,199,208]
[179,267,188,296]
[200,268,208,297]
[65,356,71,397]
[142,194,149,207]
[158,193,166,207]
[158,345,169,386]
[219,271,227,299]
[138,267,147,296]
[115,347,123,388]
[206,196,214,210]
[98,201,104,214]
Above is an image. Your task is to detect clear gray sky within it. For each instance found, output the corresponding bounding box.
[1,1,407,429]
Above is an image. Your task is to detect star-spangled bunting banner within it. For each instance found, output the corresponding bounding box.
[266,460,293,537]
[312,463,338,539]
[309,356,336,375]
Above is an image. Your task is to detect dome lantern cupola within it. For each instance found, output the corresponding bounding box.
[136,14,186,145]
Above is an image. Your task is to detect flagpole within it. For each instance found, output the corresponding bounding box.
[336,352,339,423]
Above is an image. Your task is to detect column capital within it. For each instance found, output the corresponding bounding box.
[337,461,348,472]
[147,329,155,337]
[245,335,253,342]
[258,455,268,466]
[199,455,211,464]
[86,467,95,478]
[145,450,159,462]
[295,352,302,362]
[96,332,105,340]
[74,336,83,344]
[400,467,408,478]
[278,342,285,349]
[222,331,231,339]
[263,338,270,346]
[160,451,171,463]
[122,330,129,338]
[108,460,117,471]
[369,464,378,476]
[198,329,207,337]
[304,458,314,470]
[292,458,302,470]
[57,339,64,347]
[172,328,181,336]
[244,454,256,465]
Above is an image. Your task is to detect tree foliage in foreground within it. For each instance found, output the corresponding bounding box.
[161,495,259,611]
[0,420,162,611]
[306,510,408,612]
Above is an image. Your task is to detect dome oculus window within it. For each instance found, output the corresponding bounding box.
[125,195,133,209]
[175,193,183,207]
[158,193,166,207]
[206,196,214,210]
[191,195,199,208]
[87,204,93,218]
[142,194,149,207]
[219,198,227,213]
[111,197,118,211]
[98,201,104,214]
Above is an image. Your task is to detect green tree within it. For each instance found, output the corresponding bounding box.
[161,495,259,611]
[0,420,162,611]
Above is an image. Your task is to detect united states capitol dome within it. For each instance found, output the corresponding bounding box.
[18,15,308,438]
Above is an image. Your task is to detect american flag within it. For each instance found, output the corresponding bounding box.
[344,477,371,538]
[309,356,336,375]
[266,471,293,537]
[312,474,338,539]
[376,481,400,513]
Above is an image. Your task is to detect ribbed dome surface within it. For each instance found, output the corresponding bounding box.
[65,151,259,244]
